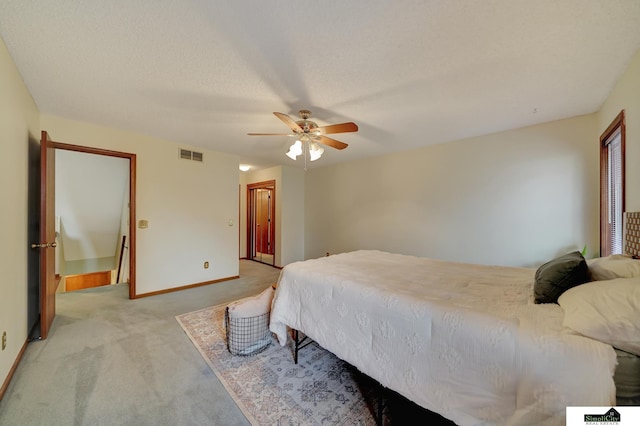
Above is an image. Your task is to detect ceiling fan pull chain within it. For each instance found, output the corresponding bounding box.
[304,140,308,171]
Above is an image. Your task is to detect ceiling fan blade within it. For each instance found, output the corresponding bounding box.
[316,122,358,134]
[247,133,291,136]
[274,112,303,133]
[318,135,348,150]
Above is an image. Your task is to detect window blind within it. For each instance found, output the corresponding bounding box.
[607,133,623,254]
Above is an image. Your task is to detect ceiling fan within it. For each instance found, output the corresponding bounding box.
[248,110,358,162]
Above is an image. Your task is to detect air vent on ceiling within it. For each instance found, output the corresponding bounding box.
[179,148,203,162]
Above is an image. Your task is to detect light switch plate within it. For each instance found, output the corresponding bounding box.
[138,219,149,229]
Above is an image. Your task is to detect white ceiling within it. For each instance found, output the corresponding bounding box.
[1,1,640,170]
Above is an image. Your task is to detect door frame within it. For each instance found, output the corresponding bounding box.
[246,180,276,265]
[50,141,138,299]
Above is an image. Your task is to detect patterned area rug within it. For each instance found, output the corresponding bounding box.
[176,304,381,426]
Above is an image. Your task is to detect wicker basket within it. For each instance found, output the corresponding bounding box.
[224,307,272,356]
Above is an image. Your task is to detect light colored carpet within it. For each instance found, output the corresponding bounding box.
[0,260,281,426]
[176,304,379,426]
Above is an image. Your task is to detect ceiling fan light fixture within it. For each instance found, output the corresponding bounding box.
[286,140,303,160]
[250,109,357,165]
[309,142,324,161]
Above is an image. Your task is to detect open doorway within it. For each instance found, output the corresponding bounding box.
[247,180,275,266]
[27,135,137,340]
[52,141,137,299]
[55,149,129,292]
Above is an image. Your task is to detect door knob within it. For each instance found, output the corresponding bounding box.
[31,241,57,249]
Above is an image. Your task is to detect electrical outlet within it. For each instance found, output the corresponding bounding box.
[2,331,6,351]
[204,261,209,269]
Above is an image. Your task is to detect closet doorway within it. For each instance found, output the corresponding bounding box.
[247,180,275,266]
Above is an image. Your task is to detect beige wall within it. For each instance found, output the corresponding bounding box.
[56,150,129,261]
[305,114,599,267]
[41,115,240,295]
[240,165,305,267]
[598,48,640,211]
[0,38,40,391]
[280,166,305,266]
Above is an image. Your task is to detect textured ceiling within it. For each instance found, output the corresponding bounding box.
[1,1,640,170]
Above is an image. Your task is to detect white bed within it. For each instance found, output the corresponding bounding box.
[269,250,618,426]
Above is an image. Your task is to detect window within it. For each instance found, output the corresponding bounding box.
[600,110,625,256]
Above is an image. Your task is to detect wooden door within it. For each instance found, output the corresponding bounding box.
[27,134,41,338]
[257,189,272,254]
[246,180,276,264]
[266,189,273,255]
[38,131,56,339]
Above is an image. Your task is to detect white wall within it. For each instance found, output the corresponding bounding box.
[56,150,129,261]
[598,48,640,211]
[240,165,305,267]
[41,115,240,295]
[0,37,39,392]
[305,114,599,267]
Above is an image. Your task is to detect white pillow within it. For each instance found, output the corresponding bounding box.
[587,255,640,281]
[558,277,640,355]
[226,286,275,319]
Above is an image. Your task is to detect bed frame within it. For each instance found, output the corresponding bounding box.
[292,328,388,424]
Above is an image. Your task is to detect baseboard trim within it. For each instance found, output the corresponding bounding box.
[133,275,240,299]
[0,338,29,401]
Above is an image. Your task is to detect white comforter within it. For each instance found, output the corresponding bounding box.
[269,250,617,426]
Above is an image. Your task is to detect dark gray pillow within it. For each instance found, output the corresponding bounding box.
[534,251,590,304]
